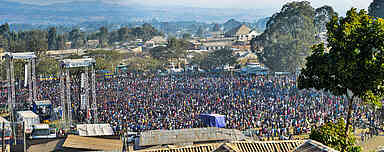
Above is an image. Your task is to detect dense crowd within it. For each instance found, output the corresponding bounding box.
[0,72,379,139]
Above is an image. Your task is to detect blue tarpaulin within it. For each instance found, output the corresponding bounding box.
[199,114,226,128]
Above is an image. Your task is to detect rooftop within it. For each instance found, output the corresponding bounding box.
[16,111,39,118]
[135,140,308,152]
[63,135,123,151]
[138,127,247,147]
[76,124,114,137]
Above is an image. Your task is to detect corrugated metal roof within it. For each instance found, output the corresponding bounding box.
[230,140,305,152]
[139,128,246,147]
[293,140,339,152]
[63,135,123,151]
[136,140,307,152]
[136,143,221,152]
[76,124,114,137]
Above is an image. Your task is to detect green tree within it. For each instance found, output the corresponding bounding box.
[298,8,384,151]
[117,27,131,42]
[148,46,170,61]
[369,0,384,18]
[310,119,361,152]
[98,26,108,48]
[48,27,58,50]
[195,26,204,38]
[37,56,60,75]
[25,30,48,56]
[0,35,8,50]
[0,23,10,36]
[182,33,192,40]
[251,1,318,72]
[206,48,238,70]
[56,34,65,50]
[69,29,83,49]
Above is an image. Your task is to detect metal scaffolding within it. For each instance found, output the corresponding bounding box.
[3,52,37,150]
[3,52,37,110]
[60,58,97,126]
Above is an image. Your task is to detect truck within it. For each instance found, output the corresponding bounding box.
[30,124,56,139]
[16,111,40,134]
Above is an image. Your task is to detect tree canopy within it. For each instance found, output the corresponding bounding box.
[251,1,335,72]
[298,8,384,151]
[310,119,361,152]
[369,0,384,18]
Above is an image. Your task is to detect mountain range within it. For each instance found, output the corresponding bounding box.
[0,0,273,25]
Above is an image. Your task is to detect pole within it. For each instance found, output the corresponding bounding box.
[84,66,90,123]
[2,122,5,152]
[32,58,37,102]
[66,69,72,128]
[91,64,97,124]
[28,60,32,103]
[60,65,66,124]
[23,121,26,152]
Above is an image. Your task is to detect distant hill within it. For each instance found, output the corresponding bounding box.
[0,0,272,25]
[223,19,242,32]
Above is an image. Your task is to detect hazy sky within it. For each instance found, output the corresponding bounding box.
[7,0,372,14]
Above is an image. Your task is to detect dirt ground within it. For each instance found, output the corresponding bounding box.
[27,139,65,152]
[357,135,384,152]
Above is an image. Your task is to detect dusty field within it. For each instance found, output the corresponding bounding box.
[358,135,384,152]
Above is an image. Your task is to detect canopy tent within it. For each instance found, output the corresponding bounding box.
[199,114,226,128]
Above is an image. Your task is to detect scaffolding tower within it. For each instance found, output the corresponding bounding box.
[60,58,97,127]
[3,52,37,150]
[3,52,37,111]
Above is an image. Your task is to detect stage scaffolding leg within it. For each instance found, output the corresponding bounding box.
[10,58,15,113]
[91,65,97,124]
[28,60,32,103]
[60,67,66,122]
[32,58,37,102]
[84,66,90,122]
[6,57,11,118]
[66,69,72,127]
[10,58,16,149]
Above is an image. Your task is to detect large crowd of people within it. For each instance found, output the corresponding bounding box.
[0,72,379,139]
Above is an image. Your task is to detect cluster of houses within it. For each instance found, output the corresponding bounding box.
[0,24,266,73]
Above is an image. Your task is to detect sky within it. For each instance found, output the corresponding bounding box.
[6,0,373,14]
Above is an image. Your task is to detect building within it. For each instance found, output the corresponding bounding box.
[65,42,72,49]
[200,41,233,51]
[86,40,99,49]
[144,36,167,48]
[225,25,251,39]
[135,140,338,152]
[62,135,123,151]
[225,25,261,42]
[135,128,247,150]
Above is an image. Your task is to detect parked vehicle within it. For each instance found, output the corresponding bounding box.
[30,124,56,139]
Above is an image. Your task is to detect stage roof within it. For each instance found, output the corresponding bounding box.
[34,100,52,106]
[76,124,114,137]
[4,52,36,59]
[61,58,96,68]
